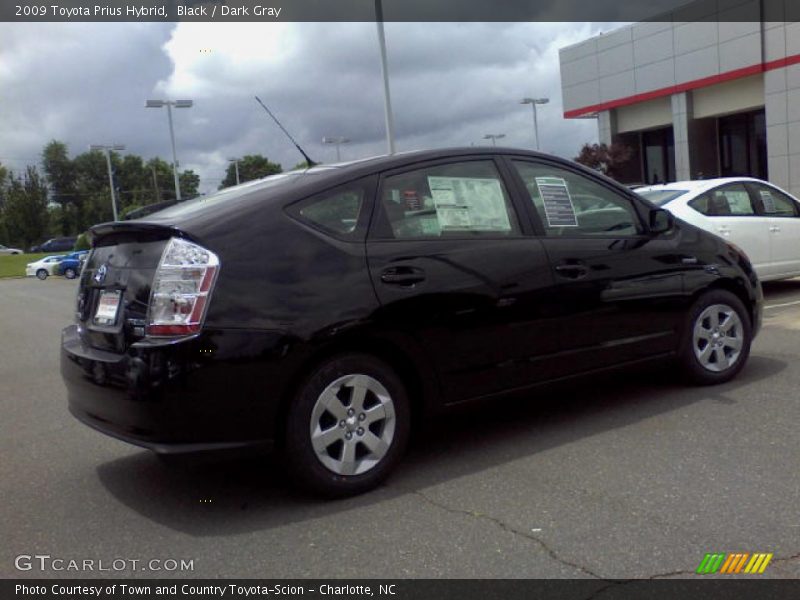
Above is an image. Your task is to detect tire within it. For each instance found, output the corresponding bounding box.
[678,290,752,385]
[36,269,48,280]
[64,268,77,279]
[284,354,410,497]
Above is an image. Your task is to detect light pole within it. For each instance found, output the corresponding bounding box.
[322,137,351,162]
[483,134,506,147]
[375,0,396,155]
[89,144,125,221]
[520,97,549,151]
[227,158,241,185]
[145,99,193,201]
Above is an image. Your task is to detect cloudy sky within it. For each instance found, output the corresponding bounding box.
[0,21,622,194]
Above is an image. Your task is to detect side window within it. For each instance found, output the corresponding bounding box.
[289,183,366,238]
[374,160,520,239]
[710,185,755,216]
[512,161,642,236]
[752,184,799,217]
[688,194,712,216]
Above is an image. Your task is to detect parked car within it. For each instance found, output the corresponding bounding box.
[54,251,89,279]
[0,244,23,255]
[61,148,762,497]
[30,237,77,253]
[637,177,800,281]
[26,255,66,280]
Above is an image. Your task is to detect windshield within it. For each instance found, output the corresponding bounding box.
[636,189,689,206]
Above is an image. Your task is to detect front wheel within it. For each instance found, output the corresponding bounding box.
[678,290,752,385]
[36,269,48,280]
[64,268,77,279]
[284,354,410,497]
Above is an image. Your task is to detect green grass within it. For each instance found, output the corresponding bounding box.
[0,253,51,278]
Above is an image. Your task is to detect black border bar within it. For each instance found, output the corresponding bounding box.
[4,579,800,600]
[2,0,799,23]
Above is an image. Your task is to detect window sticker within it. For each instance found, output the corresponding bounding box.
[760,190,777,213]
[427,176,511,231]
[535,177,578,227]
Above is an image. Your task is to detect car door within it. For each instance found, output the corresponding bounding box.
[366,157,559,404]
[506,157,688,374]
[693,183,771,277]
[746,182,800,279]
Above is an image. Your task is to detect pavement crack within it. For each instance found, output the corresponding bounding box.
[410,490,612,581]
[407,489,800,585]
[773,552,800,564]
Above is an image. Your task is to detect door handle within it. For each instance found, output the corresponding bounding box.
[716,227,731,236]
[554,264,588,279]
[770,225,781,233]
[380,266,426,286]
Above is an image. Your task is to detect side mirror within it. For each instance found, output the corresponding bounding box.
[649,208,673,234]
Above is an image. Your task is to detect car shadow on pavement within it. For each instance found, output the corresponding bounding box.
[95,354,786,537]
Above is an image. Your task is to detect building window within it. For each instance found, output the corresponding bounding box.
[719,109,766,180]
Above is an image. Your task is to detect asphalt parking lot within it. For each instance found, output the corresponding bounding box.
[1,276,799,580]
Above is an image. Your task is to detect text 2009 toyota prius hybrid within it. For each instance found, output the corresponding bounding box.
[61,148,762,496]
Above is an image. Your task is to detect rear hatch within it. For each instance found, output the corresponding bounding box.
[77,225,173,353]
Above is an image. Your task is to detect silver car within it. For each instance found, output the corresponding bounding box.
[0,244,23,255]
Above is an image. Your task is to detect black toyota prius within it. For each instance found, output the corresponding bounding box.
[61,147,762,496]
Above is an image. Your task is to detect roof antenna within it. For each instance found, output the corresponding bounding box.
[254,96,317,167]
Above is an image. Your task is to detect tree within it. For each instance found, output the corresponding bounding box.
[42,141,78,234]
[180,170,200,199]
[73,149,113,228]
[0,163,9,245]
[146,157,174,202]
[574,142,633,181]
[4,166,49,249]
[219,155,282,189]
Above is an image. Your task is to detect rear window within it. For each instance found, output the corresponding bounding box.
[146,171,305,221]
[636,189,688,206]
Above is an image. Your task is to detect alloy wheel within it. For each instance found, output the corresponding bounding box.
[692,303,744,372]
[309,374,396,476]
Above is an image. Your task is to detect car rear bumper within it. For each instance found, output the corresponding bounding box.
[61,324,276,454]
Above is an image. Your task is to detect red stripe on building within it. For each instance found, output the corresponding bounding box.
[563,53,800,119]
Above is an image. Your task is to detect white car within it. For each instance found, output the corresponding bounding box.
[0,244,23,255]
[637,177,800,282]
[25,255,66,280]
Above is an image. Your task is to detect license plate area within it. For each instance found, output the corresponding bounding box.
[94,290,122,326]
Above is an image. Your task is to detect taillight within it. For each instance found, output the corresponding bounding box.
[146,237,219,337]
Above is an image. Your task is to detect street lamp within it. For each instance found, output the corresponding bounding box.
[89,144,125,221]
[322,136,351,162]
[375,0,395,155]
[520,97,549,151]
[227,158,241,185]
[483,134,506,147]
[145,99,193,201]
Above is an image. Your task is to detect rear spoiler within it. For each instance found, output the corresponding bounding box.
[88,221,191,245]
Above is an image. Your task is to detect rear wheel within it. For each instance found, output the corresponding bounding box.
[284,354,410,497]
[36,269,48,280]
[679,290,752,385]
[64,268,77,279]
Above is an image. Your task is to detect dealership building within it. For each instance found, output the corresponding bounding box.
[559,0,800,194]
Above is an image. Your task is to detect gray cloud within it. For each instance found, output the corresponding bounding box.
[1,21,610,193]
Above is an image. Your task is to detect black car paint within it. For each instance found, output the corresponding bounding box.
[61,148,763,453]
